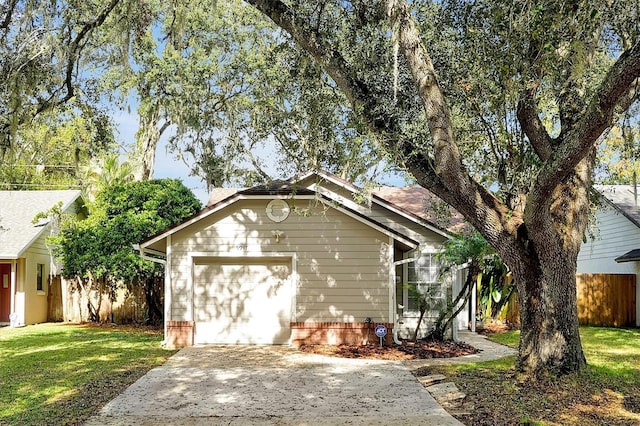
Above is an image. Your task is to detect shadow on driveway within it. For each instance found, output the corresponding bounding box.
[85,345,463,425]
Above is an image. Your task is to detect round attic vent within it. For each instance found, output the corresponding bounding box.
[266,199,290,223]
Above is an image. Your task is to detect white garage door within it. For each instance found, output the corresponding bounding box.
[193,257,292,344]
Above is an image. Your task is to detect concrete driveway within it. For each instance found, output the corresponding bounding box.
[85,345,463,425]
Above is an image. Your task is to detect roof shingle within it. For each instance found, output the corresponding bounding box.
[0,190,82,258]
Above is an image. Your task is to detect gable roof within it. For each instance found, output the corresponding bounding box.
[141,171,466,255]
[595,185,640,228]
[202,172,466,242]
[141,176,421,251]
[0,190,82,259]
[296,170,463,238]
[203,171,465,238]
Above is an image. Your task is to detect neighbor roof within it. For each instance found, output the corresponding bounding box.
[208,188,240,205]
[596,185,640,228]
[373,186,467,235]
[0,190,82,259]
[615,248,640,263]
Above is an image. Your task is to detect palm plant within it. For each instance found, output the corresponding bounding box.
[80,154,135,201]
[429,231,511,339]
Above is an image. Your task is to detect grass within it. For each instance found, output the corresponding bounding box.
[0,323,177,426]
[415,326,640,425]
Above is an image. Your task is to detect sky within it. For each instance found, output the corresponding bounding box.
[113,110,410,206]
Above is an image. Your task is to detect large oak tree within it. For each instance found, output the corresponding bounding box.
[245,0,640,376]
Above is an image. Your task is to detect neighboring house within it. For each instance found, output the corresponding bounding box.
[0,190,84,326]
[577,185,640,326]
[139,171,467,348]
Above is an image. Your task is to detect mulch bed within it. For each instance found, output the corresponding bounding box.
[298,339,479,360]
[475,321,519,335]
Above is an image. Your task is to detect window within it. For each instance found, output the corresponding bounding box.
[36,263,44,292]
[402,254,443,312]
[395,264,404,316]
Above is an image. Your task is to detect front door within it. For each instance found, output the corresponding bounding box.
[0,264,11,322]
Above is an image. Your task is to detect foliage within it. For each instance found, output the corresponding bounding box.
[50,179,202,323]
[428,232,512,339]
[438,232,495,275]
[477,258,513,322]
[596,104,640,184]
[406,283,442,342]
[0,103,117,190]
[79,154,136,201]
[102,0,385,186]
[0,323,175,426]
[0,0,142,153]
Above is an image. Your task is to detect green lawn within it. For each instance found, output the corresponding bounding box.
[0,323,177,426]
[416,326,640,425]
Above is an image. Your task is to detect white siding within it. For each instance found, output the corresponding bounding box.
[578,204,640,325]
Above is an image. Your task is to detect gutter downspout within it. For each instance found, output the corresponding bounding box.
[10,260,18,327]
[133,243,169,344]
[393,320,403,344]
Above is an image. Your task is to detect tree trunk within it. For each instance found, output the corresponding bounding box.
[412,305,426,343]
[509,156,593,376]
[144,276,163,326]
[512,255,586,375]
[244,0,640,378]
[135,91,170,181]
[429,264,477,341]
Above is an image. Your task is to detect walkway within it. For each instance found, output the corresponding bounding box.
[405,330,517,369]
[404,330,518,419]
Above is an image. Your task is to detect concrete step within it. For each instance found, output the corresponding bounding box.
[426,382,467,403]
[417,374,447,386]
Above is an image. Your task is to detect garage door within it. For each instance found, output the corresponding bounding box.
[193,257,292,344]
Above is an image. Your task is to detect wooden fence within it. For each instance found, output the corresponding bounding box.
[497,273,636,327]
[577,273,636,327]
[48,276,147,324]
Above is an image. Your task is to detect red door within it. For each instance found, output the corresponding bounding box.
[0,264,11,322]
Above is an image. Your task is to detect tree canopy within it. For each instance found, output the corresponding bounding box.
[245,0,640,376]
[0,99,118,191]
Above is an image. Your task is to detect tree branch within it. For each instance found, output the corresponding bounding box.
[37,0,122,115]
[245,0,368,107]
[246,0,525,258]
[0,0,19,35]
[516,86,553,161]
[383,0,524,248]
[534,38,640,199]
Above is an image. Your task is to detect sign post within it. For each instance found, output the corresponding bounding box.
[374,324,387,347]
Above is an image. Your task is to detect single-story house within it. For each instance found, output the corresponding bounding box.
[0,190,84,326]
[139,171,467,347]
[577,185,640,326]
